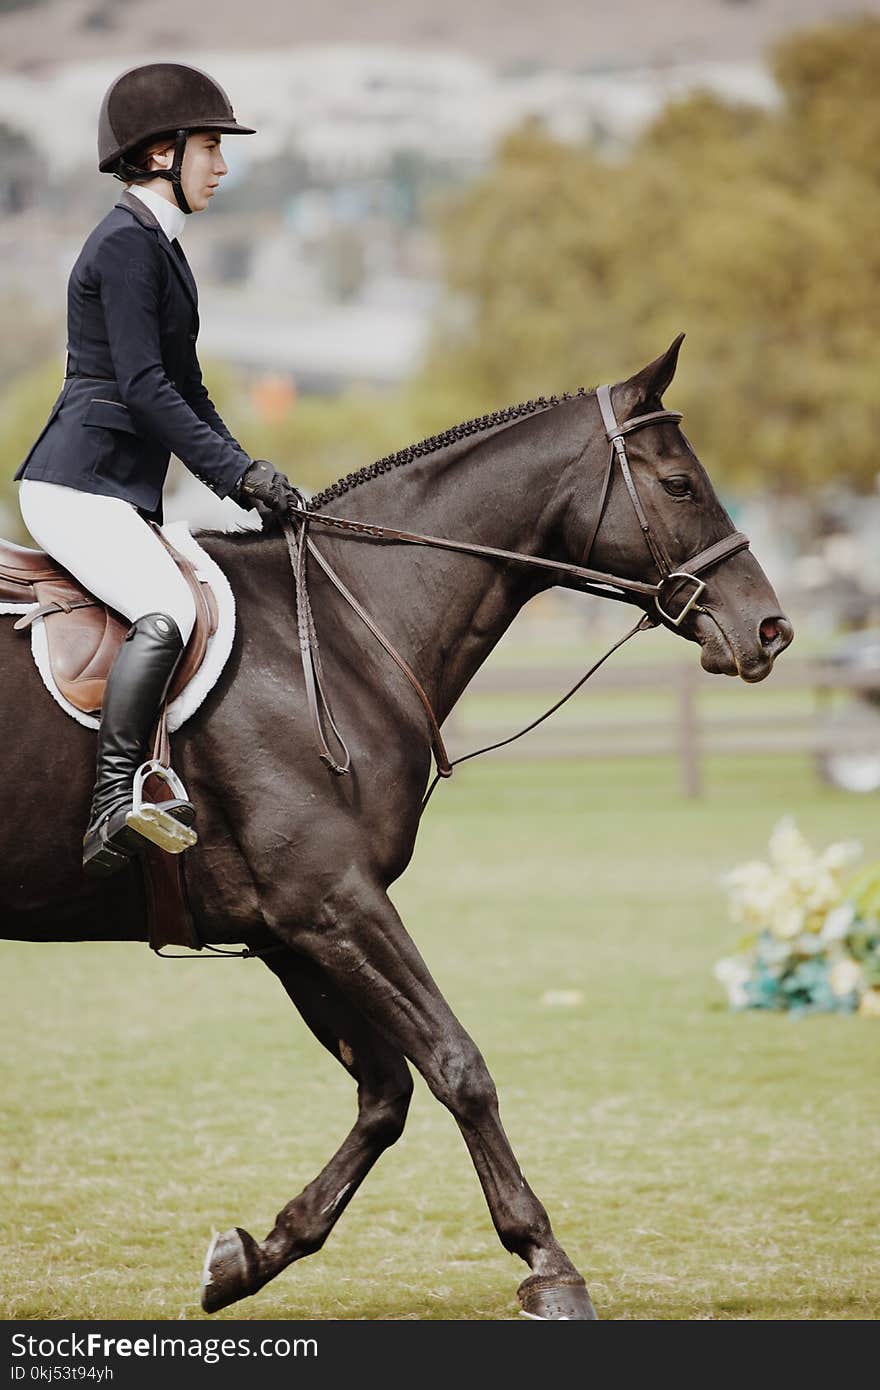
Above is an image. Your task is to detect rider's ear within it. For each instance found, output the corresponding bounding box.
[614,333,685,417]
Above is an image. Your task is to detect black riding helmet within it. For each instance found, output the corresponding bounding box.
[98,62,255,214]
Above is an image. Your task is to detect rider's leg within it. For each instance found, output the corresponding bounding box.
[81,611,195,874]
[18,482,197,875]
[18,483,196,643]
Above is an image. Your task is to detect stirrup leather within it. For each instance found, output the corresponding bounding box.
[125,760,198,854]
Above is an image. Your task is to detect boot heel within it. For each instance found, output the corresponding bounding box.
[82,815,135,878]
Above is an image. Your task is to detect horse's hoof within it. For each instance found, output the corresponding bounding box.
[517,1273,598,1320]
[200,1227,262,1313]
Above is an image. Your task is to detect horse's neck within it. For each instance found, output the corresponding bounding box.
[317,410,579,721]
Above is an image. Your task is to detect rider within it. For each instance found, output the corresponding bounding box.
[14,62,298,878]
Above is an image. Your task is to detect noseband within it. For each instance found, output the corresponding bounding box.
[281,388,752,782]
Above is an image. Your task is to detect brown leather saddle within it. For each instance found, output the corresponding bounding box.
[0,526,218,715]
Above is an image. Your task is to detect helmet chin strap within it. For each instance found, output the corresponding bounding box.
[114,128,193,213]
[160,129,192,215]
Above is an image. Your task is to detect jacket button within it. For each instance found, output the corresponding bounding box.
[188,333,196,342]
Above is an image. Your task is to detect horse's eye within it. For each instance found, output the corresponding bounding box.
[662,476,692,497]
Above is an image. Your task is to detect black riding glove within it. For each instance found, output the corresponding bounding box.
[236,460,302,516]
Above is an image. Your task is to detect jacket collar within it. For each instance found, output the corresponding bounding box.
[126,183,186,241]
[115,190,198,312]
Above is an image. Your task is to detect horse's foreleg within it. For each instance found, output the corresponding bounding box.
[201,946,413,1314]
[286,880,596,1320]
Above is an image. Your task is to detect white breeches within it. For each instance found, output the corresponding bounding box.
[18,481,196,644]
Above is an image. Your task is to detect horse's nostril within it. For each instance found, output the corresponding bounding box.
[759,615,793,652]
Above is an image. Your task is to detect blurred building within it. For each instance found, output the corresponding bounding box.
[0,41,779,395]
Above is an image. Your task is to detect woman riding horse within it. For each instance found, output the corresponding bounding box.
[14,62,299,877]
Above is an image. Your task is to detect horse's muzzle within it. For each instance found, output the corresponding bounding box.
[694,609,794,681]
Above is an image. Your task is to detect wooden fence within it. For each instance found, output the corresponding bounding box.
[443,657,880,796]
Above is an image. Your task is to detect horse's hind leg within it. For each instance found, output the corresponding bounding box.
[284,879,596,1320]
[201,946,413,1314]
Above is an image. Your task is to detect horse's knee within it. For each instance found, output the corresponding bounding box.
[359,1073,413,1148]
[434,1041,497,1123]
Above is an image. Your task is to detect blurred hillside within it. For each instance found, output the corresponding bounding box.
[2,0,877,72]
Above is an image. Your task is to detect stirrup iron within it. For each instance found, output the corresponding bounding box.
[125,760,198,854]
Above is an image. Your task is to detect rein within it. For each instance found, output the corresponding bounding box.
[281,388,751,801]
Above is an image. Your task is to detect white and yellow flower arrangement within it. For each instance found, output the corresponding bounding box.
[715,816,880,1016]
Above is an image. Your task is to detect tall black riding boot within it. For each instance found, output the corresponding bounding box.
[82,612,196,878]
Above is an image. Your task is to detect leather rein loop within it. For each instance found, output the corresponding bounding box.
[281,388,751,796]
[283,509,353,776]
[283,507,452,778]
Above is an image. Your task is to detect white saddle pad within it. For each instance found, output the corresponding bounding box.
[0,522,235,733]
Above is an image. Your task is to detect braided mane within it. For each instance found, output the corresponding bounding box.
[309,386,591,511]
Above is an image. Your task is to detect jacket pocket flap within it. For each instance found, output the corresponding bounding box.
[82,398,139,435]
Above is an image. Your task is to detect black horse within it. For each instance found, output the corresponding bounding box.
[1,338,792,1319]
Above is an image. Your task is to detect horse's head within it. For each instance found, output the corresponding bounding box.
[571,335,792,681]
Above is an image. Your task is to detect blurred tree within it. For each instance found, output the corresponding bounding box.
[417,20,880,496]
[0,358,63,540]
[230,382,442,495]
[773,16,880,183]
[0,292,58,388]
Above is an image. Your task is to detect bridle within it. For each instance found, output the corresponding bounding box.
[281,386,751,791]
[591,385,750,626]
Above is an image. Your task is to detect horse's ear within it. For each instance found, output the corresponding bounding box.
[614,333,685,416]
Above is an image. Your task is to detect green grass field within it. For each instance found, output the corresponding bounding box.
[1,753,878,1320]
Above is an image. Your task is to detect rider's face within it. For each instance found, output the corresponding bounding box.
[180,131,228,212]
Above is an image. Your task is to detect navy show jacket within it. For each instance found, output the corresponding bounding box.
[15,190,251,521]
